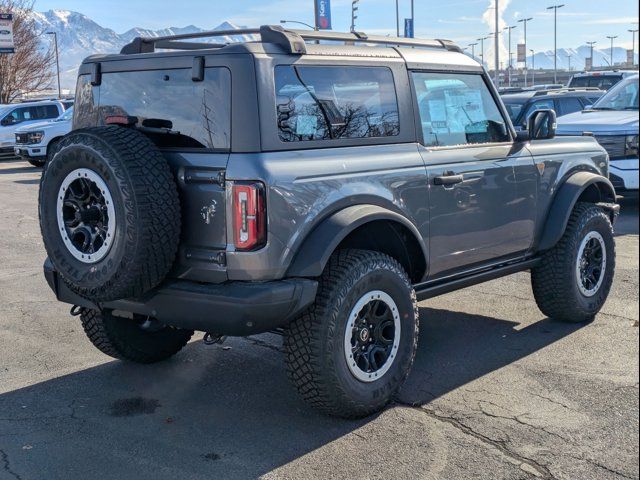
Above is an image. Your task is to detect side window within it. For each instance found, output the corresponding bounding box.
[44,104,60,119]
[275,66,400,142]
[523,99,554,125]
[411,72,510,147]
[558,97,583,116]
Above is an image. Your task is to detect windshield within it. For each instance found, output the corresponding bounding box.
[57,107,74,122]
[592,77,639,110]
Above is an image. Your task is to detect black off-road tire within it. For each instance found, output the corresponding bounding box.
[532,202,615,323]
[284,249,419,419]
[27,157,46,168]
[80,309,193,364]
[39,126,180,302]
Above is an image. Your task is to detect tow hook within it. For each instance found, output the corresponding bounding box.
[203,332,227,345]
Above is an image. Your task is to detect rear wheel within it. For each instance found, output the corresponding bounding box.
[532,202,615,323]
[80,309,193,364]
[284,249,419,418]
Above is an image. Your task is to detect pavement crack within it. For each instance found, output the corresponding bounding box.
[244,336,285,353]
[397,403,557,479]
[0,448,23,480]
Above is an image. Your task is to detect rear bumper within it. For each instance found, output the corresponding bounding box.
[44,259,317,336]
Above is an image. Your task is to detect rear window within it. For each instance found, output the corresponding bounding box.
[74,68,231,150]
[275,66,400,142]
[569,75,621,90]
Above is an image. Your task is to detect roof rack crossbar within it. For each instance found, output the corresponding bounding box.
[119,24,461,55]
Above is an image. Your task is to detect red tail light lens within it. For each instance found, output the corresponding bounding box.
[232,182,266,251]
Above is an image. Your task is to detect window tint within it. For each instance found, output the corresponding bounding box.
[558,97,583,116]
[96,68,231,149]
[6,107,31,123]
[412,72,510,147]
[523,99,555,125]
[569,77,589,88]
[275,66,400,142]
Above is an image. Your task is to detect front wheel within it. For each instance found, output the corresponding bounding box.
[532,202,616,323]
[284,249,419,418]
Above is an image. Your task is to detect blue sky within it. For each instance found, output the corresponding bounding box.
[35,0,639,53]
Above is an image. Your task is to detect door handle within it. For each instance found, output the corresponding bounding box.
[433,174,464,186]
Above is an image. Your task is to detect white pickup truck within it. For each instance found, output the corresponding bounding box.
[14,107,73,167]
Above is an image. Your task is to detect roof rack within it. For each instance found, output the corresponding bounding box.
[120,24,462,55]
[533,87,603,96]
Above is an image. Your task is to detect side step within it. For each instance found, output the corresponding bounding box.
[414,258,540,301]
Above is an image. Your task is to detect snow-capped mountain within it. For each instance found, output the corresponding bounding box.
[30,10,639,91]
[31,10,253,91]
[525,46,637,71]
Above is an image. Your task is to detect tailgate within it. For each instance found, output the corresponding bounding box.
[164,151,229,283]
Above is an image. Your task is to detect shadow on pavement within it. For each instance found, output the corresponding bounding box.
[0,307,585,479]
[615,198,639,236]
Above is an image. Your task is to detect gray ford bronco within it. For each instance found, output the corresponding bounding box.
[39,26,619,418]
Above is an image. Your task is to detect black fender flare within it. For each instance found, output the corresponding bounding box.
[286,204,428,278]
[538,171,618,251]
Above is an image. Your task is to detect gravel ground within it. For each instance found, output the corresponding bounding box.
[0,158,638,480]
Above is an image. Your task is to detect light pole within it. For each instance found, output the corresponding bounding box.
[566,53,572,71]
[606,35,618,67]
[411,0,414,38]
[46,31,61,99]
[350,0,359,33]
[518,17,533,87]
[629,29,638,66]
[478,35,490,67]
[547,4,564,84]
[504,25,517,86]
[395,0,400,37]
[586,41,597,70]
[530,49,535,85]
[494,0,500,84]
[468,42,478,60]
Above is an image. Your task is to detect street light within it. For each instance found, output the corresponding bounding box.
[517,17,533,87]
[45,31,61,99]
[586,41,597,71]
[547,4,564,84]
[606,35,618,67]
[477,35,491,67]
[504,25,517,86]
[280,20,316,30]
[350,0,359,33]
[395,0,400,37]
[530,49,535,85]
[629,29,639,67]
[468,42,478,59]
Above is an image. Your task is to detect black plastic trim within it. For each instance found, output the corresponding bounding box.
[44,259,317,336]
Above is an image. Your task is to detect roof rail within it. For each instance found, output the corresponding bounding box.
[533,86,603,96]
[119,24,462,55]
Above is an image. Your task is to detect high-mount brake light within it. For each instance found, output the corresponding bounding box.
[232,182,266,251]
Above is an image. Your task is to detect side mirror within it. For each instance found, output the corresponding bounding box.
[527,109,557,140]
[1,116,15,126]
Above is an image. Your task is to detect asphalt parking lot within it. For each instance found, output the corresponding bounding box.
[0,157,638,480]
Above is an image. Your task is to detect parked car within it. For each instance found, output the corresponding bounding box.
[502,88,604,131]
[0,100,66,159]
[14,107,73,167]
[558,75,639,194]
[39,25,619,418]
[568,70,637,91]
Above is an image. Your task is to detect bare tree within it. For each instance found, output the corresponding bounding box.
[0,0,55,103]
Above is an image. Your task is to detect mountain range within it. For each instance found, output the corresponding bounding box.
[30,9,638,91]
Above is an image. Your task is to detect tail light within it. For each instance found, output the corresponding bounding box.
[232,182,266,251]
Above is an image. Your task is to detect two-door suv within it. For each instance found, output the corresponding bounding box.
[39,26,619,418]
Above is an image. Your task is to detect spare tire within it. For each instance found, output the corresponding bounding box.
[39,126,181,302]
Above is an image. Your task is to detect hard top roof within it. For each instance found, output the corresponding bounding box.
[81,24,478,71]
